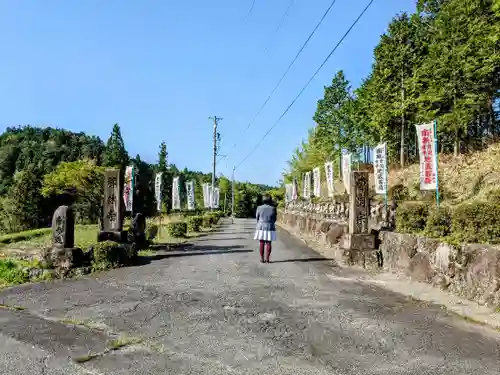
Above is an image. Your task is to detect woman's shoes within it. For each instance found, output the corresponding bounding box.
[260,258,265,263]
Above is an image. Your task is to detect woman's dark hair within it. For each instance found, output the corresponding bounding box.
[262,194,272,204]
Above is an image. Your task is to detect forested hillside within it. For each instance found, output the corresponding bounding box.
[0,124,273,234]
[285,0,500,181]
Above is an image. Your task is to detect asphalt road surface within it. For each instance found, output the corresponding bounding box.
[0,219,498,374]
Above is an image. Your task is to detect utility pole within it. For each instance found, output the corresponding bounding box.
[209,116,222,211]
[231,165,235,220]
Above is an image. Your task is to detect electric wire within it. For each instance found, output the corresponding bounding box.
[219,0,338,163]
[234,0,376,170]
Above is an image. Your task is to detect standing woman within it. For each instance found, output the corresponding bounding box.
[254,194,277,263]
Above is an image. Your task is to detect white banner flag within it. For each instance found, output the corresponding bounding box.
[342,153,352,193]
[202,183,211,208]
[303,172,311,199]
[185,180,195,210]
[312,167,321,197]
[292,177,298,200]
[285,184,293,203]
[373,143,388,194]
[154,172,163,212]
[123,166,134,211]
[212,187,220,209]
[324,161,334,197]
[416,122,438,190]
[172,176,181,210]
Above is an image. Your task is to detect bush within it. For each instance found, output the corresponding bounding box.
[146,224,159,240]
[424,206,452,238]
[0,259,29,285]
[92,241,134,271]
[202,215,212,227]
[451,201,500,244]
[389,184,409,202]
[396,202,429,234]
[166,221,187,237]
[187,216,202,232]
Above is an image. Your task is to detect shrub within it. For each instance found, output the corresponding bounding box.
[92,241,134,271]
[146,224,159,240]
[166,221,187,237]
[388,184,409,202]
[451,201,500,244]
[187,216,202,232]
[202,215,212,227]
[396,202,429,234]
[0,259,29,285]
[424,206,452,238]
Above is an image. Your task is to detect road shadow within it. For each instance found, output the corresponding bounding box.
[270,257,336,264]
[194,237,247,242]
[137,246,252,265]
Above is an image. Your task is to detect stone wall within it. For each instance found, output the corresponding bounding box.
[278,203,500,310]
[284,199,396,231]
[380,232,500,308]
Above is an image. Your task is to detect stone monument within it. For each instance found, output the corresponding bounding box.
[129,212,147,249]
[98,169,126,242]
[342,171,377,254]
[44,205,85,276]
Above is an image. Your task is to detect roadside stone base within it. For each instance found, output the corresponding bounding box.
[279,211,500,311]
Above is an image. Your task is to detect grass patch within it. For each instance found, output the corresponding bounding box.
[0,224,98,251]
[137,249,155,257]
[107,335,143,350]
[0,259,29,286]
[0,303,25,311]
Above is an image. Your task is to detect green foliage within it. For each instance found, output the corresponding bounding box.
[0,259,29,285]
[424,206,452,237]
[187,216,202,232]
[0,123,275,235]
[42,160,105,224]
[284,1,500,180]
[166,221,187,238]
[103,124,129,170]
[396,202,429,234]
[388,184,410,202]
[202,215,212,227]
[451,201,500,244]
[92,241,134,271]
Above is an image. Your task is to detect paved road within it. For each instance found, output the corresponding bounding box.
[0,219,498,374]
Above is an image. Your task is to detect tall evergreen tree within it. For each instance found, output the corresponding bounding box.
[103,123,129,170]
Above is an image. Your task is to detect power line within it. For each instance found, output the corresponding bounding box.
[219,0,338,164]
[262,0,296,54]
[234,0,376,170]
[245,0,257,24]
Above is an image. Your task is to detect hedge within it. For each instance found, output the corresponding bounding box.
[424,206,452,238]
[395,199,500,245]
[92,241,135,271]
[395,202,429,234]
[166,221,188,238]
[187,216,202,232]
[451,201,500,244]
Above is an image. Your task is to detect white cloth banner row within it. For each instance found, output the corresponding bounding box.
[202,183,220,209]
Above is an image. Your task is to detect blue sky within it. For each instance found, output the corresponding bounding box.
[0,0,416,186]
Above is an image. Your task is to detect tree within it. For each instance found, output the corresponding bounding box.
[41,160,105,224]
[3,167,43,232]
[103,123,129,170]
[156,141,171,213]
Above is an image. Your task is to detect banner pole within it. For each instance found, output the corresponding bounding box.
[384,143,388,214]
[433,119,440,208]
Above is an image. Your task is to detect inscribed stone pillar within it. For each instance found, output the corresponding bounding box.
[343,171,375,251]
[103,169,124,232]
[52,205,75,249]
[349,171,369,234]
